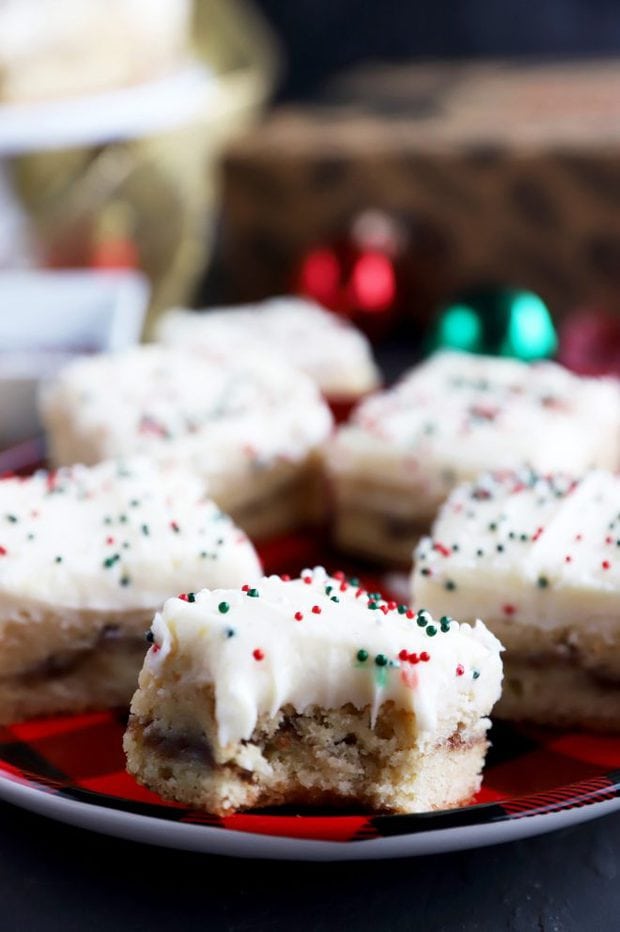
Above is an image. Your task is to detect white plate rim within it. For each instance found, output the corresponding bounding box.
[0,771,617,861]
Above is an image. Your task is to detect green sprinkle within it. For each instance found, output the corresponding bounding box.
[416,611,428,627]
[103,516,112,525]
[325,585,333,595]
[488,522,497,532]
[537,576,549,588]
[439,616,452,632]
[496,544,504,552]
[247,588,259,598]
[187,592,196,603]
[473,670,480,679]
[200,551,208,559]
[218,601,230,613]
[476,549,484,557]
[397,605,407,614]
[54,555,63,564]
[374,654,388,667]
[27,533,35,541]
[130,499,140,507]
[120,575,131,587]
[445,580,456,591]
[145,630,155,643]
[330,596,340,603]
[367,601,378,610]
[225,628,236,638]
[356,649,369,663]
[119,514,128,524]
[103,554,120,569]
[6,514,17,523]
[349,577,360,586]
[426,626,438,637]
[141,524,150,536]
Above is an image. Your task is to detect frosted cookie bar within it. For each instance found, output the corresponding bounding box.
[41,344,333,539]
[124,567,502,815]
[156,297,381,403]
[0,459,261,723]
[413,469,620,731]
[325,351,620,565]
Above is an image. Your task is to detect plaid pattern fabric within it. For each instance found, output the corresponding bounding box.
[0,712,619,842]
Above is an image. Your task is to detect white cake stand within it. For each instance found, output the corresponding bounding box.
[0,62,215,267]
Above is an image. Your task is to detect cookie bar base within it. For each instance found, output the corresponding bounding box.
[0,600,154,724]
[125,697,488,816]
[332,506,428,566]
[226,457,325,541]
[497,656,620,732]
[0,636,147,725]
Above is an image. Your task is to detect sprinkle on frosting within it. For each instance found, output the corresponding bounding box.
[413,468,620,628]
[0,458,262,612]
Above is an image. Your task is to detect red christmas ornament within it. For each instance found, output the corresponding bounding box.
[558,306,620,376]
[293,210,402,341]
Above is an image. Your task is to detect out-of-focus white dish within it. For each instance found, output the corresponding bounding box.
[0,269,148,446]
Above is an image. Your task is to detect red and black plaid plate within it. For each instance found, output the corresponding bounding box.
[0,528,618,853]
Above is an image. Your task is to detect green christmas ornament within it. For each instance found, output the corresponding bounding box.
[429,288,557,361]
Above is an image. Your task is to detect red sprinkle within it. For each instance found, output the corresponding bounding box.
[387,600,398,611]
[408,652,420,664]
[565,555,572,563]
[355,588,366,599]
[398,649,409,661]
[339,581,348,592]
[602,561,611,570]
[280,574,291,581]
[380,605,389,615]
[502,604,516,616]
[178,593,189,601]
[420,651,430,662]
[456,664,465,676]
[433,542,451,557]
[106,536,115,545]
[532,527,544,542]
[241,584,250,592]
[605,537,613,546]
[252,648,264,661]
[405,609,415,619]
[333,571,345,580]
[170,520,180,533]
[575,534,583,542]
[0,546,6,556]
[294,611,303,621]
[312,605,321,614]
[302,576,312,585]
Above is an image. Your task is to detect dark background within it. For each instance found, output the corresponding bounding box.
[255,0,620,99]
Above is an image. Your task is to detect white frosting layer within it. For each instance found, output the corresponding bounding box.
[0,458,261,612]
[412,469,620,631]
[327,352,620,514]
[156,298,381,397]
[147,567,503,748]
[41,344,333,500]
